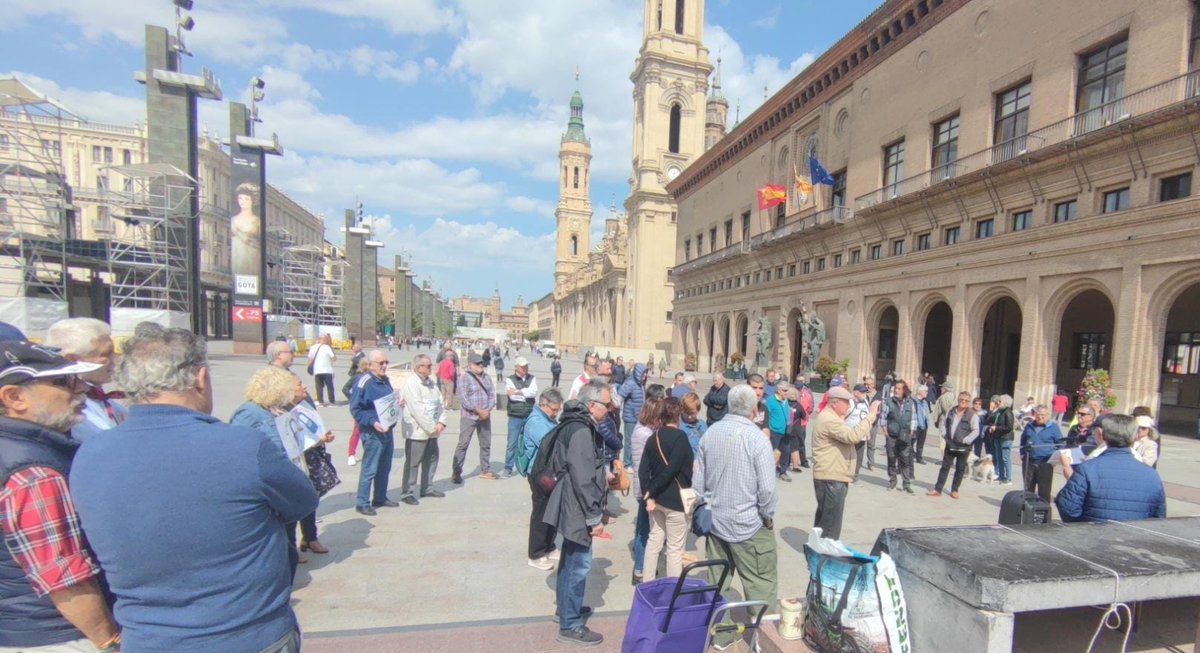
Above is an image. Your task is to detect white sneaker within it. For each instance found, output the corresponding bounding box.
[348,455,357,466]
[548,549,561,562]
[528,556,554,571]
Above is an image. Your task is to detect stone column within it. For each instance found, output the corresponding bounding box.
[1111,262,1154,412]
[947,283,973,394]
[1016,273,1054,404]
[342,209,366,344]
[895,290,918,382]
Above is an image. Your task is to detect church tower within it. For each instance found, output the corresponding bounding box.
[623,0,712,349]
[704,56,728,151]
[554,84,592,288]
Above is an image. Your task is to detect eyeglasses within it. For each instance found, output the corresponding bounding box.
[1078,411,1092,416]
[587,401,610,413]
[23,374,80,390]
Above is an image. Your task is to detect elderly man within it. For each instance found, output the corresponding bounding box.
[543,381,610,646]
[266,339,294,369]
[703,373,730,424]
[1056,414,1166,522]
[307,333,337,407]
[928,392,980,499]
[44,317,126,442]
[453,352,497,483]
[525,388,564,571]
[350,349,401,515]
[347,342,365,377]
[568,353,599,400]
[0,343,120,652]
[71,328,316,653]
[502,356,539,478]
[398,353,447,505]
[881,379,917,493]
[668,372,687,399]
[694,384,779,629]
[765,380,794,481]
[813,385,880,539]
[1020,405,1065,503]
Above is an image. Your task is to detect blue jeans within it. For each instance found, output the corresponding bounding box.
[623,420,637,467]
[632,500,650,573]
[505,414,528,472]
[556,538,593,630]
[356,429,394,508]
[994,440,1013,482]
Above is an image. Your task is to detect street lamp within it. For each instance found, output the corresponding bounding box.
[248,76,266,134]
[172,0,195,56]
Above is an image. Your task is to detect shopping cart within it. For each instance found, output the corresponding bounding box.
[621,560,731,653]
[702,600,770,653]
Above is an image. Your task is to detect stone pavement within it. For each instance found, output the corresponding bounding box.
[204,342,1200,651]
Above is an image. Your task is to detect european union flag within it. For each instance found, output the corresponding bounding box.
[810,156,835,186]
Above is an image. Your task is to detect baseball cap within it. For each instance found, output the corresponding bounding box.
[0,342,101,386]
[514,356,529,367]
[0,322,26,342]
[852,383,868,393]
[826,386,853,402]
[467,352,484,365]
[829,378,844,387]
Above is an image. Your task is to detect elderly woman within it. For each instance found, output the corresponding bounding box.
[986,394,1015,484]
[629,385,666,586]
[231,367,333,577]
[44,317,126,441]
[1132,415,1160,468]
[679,392,707,455]
[640,397,695,581]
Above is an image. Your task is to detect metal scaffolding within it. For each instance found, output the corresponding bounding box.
[319,246,345,327]
[271,226,343,328]
[100,162,194,314]
[0,78,71,305]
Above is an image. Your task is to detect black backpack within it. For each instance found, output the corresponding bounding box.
[530,421,574,494]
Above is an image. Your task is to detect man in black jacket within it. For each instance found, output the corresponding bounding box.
[542,381,609,647]
[882,379,916,493]
[703,373,730,423]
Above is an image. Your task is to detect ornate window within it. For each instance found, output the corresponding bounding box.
[669,104,682,154]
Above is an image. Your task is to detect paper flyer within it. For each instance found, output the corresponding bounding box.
[374,391,401,431]
[275,403,327,460]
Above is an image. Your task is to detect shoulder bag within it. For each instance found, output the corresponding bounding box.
[655,431,696,515]
[304,444,340,497]
[609,459,631,494]
[306,343,323,376]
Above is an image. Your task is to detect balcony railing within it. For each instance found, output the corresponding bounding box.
[669,241,749,280]
[855,69,1200,211]
[750,205,854,250]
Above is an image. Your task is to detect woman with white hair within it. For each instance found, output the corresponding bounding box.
[44,317,125,441]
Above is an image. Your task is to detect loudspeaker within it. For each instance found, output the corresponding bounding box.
[998,490,1051,525]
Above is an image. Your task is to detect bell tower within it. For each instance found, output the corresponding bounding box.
[624,0,712,348]
[555,81,592,287]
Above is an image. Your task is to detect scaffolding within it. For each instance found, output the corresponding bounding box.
[0,78,71,328]
[100,162,194,318]
[318,247,345,328]
[269,226,343,332]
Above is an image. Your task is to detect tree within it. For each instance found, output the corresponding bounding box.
[525,330,541,343]
[375,287,393,334]
[411,312,423,335]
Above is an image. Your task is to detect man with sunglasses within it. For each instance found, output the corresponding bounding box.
[398,353,447,505]
[351,349,403,515]
[0,342,120,652]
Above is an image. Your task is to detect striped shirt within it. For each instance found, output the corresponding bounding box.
[693,415,777,543]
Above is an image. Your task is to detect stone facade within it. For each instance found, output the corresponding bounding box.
[667,0,1200,430]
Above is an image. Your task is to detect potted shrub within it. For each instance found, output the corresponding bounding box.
[727,351,747,380]
[812,356,849,392]
[1077,369,1118,410]
[685,352,697,372]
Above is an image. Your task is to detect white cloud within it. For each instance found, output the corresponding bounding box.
[704,25,815,120]
[3,71,145,126]
[751,6,782,30]
[277,44,422,85]
[262,0,460,36]
[505,196,556,219]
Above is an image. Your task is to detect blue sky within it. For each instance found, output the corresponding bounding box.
[2,0,882,309]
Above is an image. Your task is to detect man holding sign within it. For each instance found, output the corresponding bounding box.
[350,350,403,516]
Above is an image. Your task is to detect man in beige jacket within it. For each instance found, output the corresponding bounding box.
[811,385,880,539]
[399,353,447,505]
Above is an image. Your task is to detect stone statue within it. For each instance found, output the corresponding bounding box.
[754,316,773,370]
[800,303,827,373]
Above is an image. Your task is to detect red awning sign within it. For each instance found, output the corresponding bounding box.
[232,306,263,323]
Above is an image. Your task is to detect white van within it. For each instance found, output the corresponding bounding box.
[539,340,557,356]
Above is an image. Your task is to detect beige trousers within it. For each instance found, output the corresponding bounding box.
[643,504,688,580]
[0,638,99,653]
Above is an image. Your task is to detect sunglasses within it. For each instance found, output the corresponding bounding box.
[23,374,80,390]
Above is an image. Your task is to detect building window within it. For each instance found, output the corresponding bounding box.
[1102,187,1130,213]
[869,244,882,260]
[916,232,931,251]
[1077,39,1127,115]
[736,276,742,288]
[891,238,905,256]
[877,328,898,361]
[92,145,102,162]
[41,140,60,158]
[1160,173,1193,202]
[944,226,960,245]
[96,175,109,191]
[570,235,578,256]
[573,166,579,189]
[710,227,717,250]
[833,253,843,268]
[666,311,673,322]
[724,219,733,247]
[788,263,796,277]
[1012,210,1032,231]
[1163,331,1200,374]
[994,81,1031,160]
[668,103,682,154]
[123,178,133,192]
[1071,332,1108,370]
[816,257,826,271]
[850,248,862,264]
[696,233,704,254]
[95,206,112,232]
[103,147,113,163]
[883,140,905,198]
[754,271,761,283]
[123,149,133,165]
[775,202,786,228]
[803,261,811,274]
[684,239,691,261]
[675,0,686,34]
[932,115,959,181]
[831,169,847,206]
[1054,200,1077,223]
[741,211,750,243]
[775,266,784,280]
[975,218,994,239]
[1193,0,1200,69]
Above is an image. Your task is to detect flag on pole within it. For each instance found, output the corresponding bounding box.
[757,184,787,210]
[809,155,835,185]
[793,163,813,206]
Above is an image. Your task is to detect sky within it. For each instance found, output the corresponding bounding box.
[2,0,884,310]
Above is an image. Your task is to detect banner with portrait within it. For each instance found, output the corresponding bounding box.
[230,141,265,304]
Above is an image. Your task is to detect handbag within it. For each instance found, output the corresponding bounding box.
[609,459,631,494]
[306,343,322,376]
[654,432,696,515]
[304,444,340,497]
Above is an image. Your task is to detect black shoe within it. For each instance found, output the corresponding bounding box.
[552,606,594,623]
[631,572,643,586]
[887,480,897,491]
[451,473,463,485]
[800,462,810,468]
[904,486,915,495]
[778,471,792,482]
[556,625,603,646]
[355,506,377,516]
[401,496,419,506]
[916,458,927,465]
[374,499,400,508]
[421,490,445,498]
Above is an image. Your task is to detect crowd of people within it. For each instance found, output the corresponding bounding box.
[0,322,1174,651]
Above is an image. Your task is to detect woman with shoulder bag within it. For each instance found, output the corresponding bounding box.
[639,396,695,581]
[629,387,666,585]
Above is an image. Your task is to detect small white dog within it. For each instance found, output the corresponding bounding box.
[970,454,996,483]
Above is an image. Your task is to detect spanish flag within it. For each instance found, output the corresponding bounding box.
[794,163,813,205]
[757,184,787,210]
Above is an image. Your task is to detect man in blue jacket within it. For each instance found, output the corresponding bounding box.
[617,363,647,466]
[351,349,401,515]
[1056,414,1166,522]
[71,327,317,653]
[1019,405,1064,503]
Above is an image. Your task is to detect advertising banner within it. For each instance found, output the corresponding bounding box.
[230,141,265,305]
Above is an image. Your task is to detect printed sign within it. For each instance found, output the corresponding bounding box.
[232,306,263,323]
[235,274,259,295]
[373,390,402,431]
[274,403,327,461]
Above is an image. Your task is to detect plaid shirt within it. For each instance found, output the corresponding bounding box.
[457,370,495,421]
[0,466,100,596]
